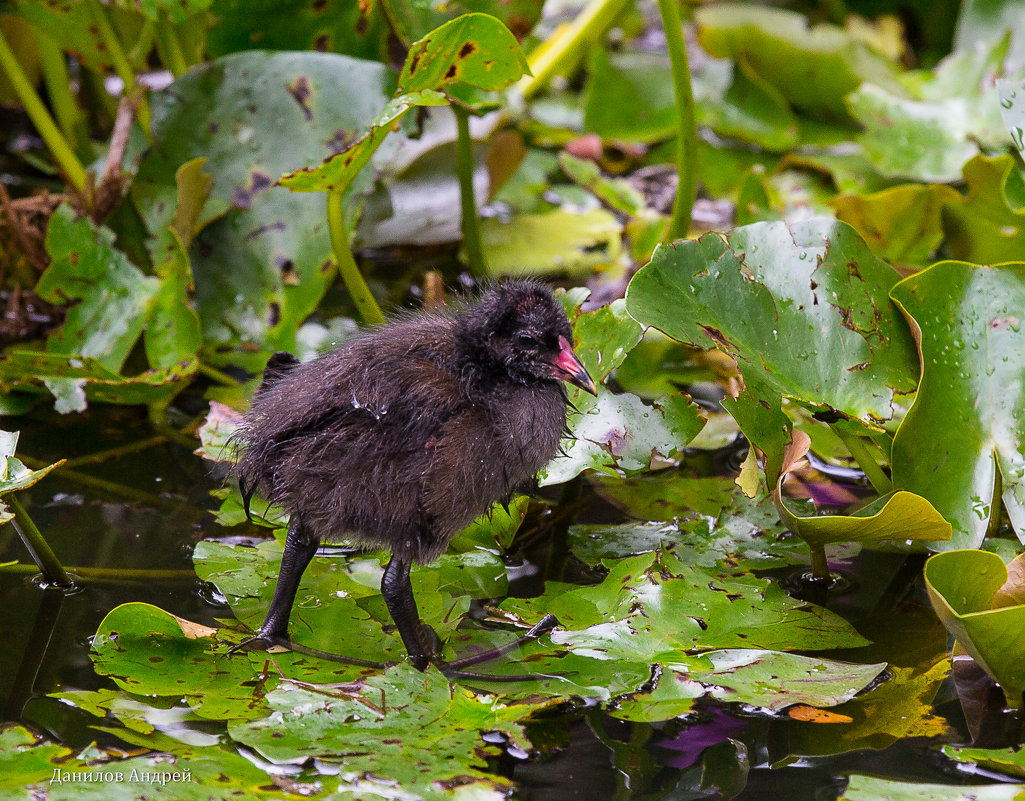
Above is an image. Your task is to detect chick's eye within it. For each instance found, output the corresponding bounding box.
[516,333,538,347]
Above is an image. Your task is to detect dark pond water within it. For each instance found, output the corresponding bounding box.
[0,406,1018,799]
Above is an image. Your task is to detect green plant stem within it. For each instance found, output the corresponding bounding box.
[809,543,830,581]
[516,0,630,99]
[6,494,71,587]
[61,435,169,469]
[656,0,697,241]
[198,362,241,387]
[454,105,488,277]
[84,0,152,136]
[327,190,385,326]
[155,15,188,77]
[0,28,87,193]
[0,562,194,583]
[33,30,85,155]
[834,426,892,495]
[19,455,166,505]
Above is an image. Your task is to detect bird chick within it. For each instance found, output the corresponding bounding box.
[232,279,596,671]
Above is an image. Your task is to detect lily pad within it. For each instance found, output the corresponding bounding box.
[943,155,1025,265]
[479,207,623,277]
[890,260,1025,548]
[694,4,900,120]
[625,219,919,458]
[133,51,396,362]
[841,775,1025,801]
[924,549,1025,709]
[831,183,961,267]
[228,667,550,801]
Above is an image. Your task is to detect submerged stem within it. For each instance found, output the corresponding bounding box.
[656,0,697,242]
[6,495,71,587]
[834,426,892,495]
[454,105,487,277]
[808,543,830,582]
[327,190,385,326]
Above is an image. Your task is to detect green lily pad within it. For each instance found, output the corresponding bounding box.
[840,775,1025,801]
[831,183,961,267]
[782,660,951,756]
[846,83,979,183]
[228,667,550,800]
[945,743,1025,780]
[0,351,197,411]
[999,76,1025,154]
[479,207,623,277]
[694,3,900,120]
[924,549,1025,709]
[625,219,919,461]
[890,261,1025,548]
[943,155,1025,265]
[133,51,396,362]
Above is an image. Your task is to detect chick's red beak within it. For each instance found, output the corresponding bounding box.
[552,335,598,395]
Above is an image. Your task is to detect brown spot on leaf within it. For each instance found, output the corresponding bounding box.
[276,256,299,285]
[311,0,327,10]
[445,64,458,80]
[847,260,862,279]
[314,34,330,51]
[70,252,79,266]
[244,221,287,241]
[231,171,274,209]
[701,324,730,348]
[326,128,358,154]
[355,0,371,34]
[458,41,476,58]
[268,301,281,327]
[407,51,422,75]
[848,361,871,372]
[287,75,314,121]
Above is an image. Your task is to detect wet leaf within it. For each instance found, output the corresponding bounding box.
[924,549,1025,709]
[0,429,62,524]
[625,219,919,459]
[0,352,196,409]
[782,660,951,755]
[945,743,1025,780]
[509,552,870,662]
[840,775,1025,801]
[195,400,242,463]
[999,76,1025,154]
[890,261,1025,548]
[228,667,550,800]
[694,4,900,119]
[698,649,885,712]
[207,0,391,61]
[583,49,677,144]
[38,204,160,375]
[831,183,961,267]
[846,83,979,183]
[591,472,736,521]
